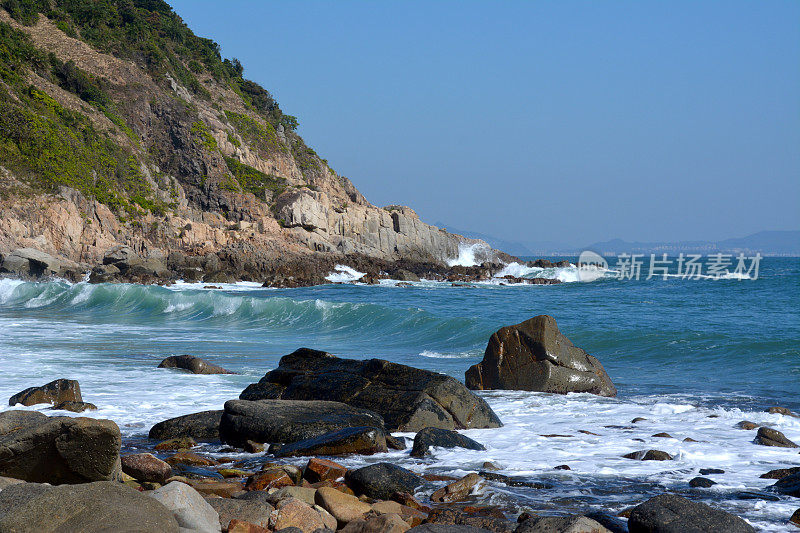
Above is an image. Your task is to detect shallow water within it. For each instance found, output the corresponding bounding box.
[0,257,798,530]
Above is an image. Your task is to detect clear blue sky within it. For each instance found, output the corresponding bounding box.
[170,0,799,246]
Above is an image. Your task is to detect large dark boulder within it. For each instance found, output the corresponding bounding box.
[220,399,384,447]
[271,426,388,457]
[754,426,799,448]
[0,481,179,532]
[515,515,611,533]
[239,348,502,431]
[627,493,754,532]
[0,411,121,484]
[771,471,800,497]
[158,355,234,375]
[148,410,223,441]
[345,462,423,500]
[9,378,82,406]
[465,315,616,397]
[410,427,485,458]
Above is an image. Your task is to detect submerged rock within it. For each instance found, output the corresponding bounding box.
[49,400,97,413]
[8,378,82,406]
[149,410,223,441]
[772,471,800,497]
[754,426,799,448]
[628,493,754,533]
[430,473,483,503]
[760,466,800,479]
[0,410,121,484]
[345,463,423,500]
[622,450,673,461]
[272,426,388,457]
[766,406,798,417]
[465,315,616,397]
[239,348,501,431]
[158,354,235,374]
[0,481,179,532]
[689,477,716,488]
[220,399,384,447]
[410,427,486,458]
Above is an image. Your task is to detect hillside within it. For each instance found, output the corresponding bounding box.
[0,0,505,283]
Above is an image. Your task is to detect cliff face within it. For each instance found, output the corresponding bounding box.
[0,1,502,279]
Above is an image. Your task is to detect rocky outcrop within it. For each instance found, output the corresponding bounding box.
[219,399,385,447]
[0,247,82,279]
[0,481,179,532]
[410,428,486,458]
[627,494,754,533]
[271,426,388,457]
[465,315,616,397]
[8,378,82,406]
[158,355,235,375]
[149,410,223,441]
[0,410,121,484]
[771,471,800,497]
[239,348,502,431]
[754,426,799,448]
[345,463,423,500]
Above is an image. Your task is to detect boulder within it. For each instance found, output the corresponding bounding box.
[627,493,754,532]
[158,355,235,375]
[314,486,372,526]
[239,348,501,431]
[304,457,348,483]
[121,453,172,484]
[103,244,142,271]
[0,481,179,532]
[155,436,198,451]
[50,400,97,412]
[754,426,799,448]
[622,450,673,461]
[772,471,800,497]
[8,378,82,406]
[791,509,800,527]
[272,426,388,457]
[465,315,616,397]
[423,508,510,533]
[760,466,800,479]
[341,513,411,533]
[736,421,759,430]
[271,486,318,506]
[148,481,221,532]
[430,473,483,503]
[410,526,492,533]
[0,410,121,484]
[149,410,223,441]
[229,520,270,533]
[245,468,295,492]
[271,497,325,533]
[208,498,272,531]
[410,427,485,458]
[766,406,798,417]
[515,515,610,533]
[345,463,423,500]
[688,477,715,488]
[219,399,385,447]
[0,248,71,278]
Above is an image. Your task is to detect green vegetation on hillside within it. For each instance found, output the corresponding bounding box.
[224,156,286,200]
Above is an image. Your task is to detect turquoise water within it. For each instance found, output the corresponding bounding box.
[0,257,798,530]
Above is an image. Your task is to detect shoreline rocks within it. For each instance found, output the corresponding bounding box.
[465,315,616,397]
[8,378,82,407]
[149,410,223,441]
[239,348,502,431]
[158,355,235,375]
[628,493,755,532]
[410,428,486,458]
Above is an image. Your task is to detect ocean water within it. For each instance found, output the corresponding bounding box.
[0,257,798,530]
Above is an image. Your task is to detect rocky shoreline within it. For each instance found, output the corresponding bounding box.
[0,244,568,287]
[1,316,798,532]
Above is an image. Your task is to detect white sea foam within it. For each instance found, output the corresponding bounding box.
[419,350,476,359]
[325,265,366,283]
[447,243,492,267]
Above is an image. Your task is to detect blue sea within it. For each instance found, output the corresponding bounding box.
[1,256,798,530]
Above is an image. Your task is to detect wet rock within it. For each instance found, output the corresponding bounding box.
[410,427,486,458]
[554,465,571,470]
[387,434,407,450]
[49,400,97,412]
[465,315,616,397]
[305,458,348,483]
[622,450,673,461]
[229,519,270,533]
[689,477,716,488]
[345,463,423,500]
[218,468,253,478]
[651,433,672,438]
[149,481,220,532]
[372,500,428,527]
[245,468,294,491]
[149,410,223,441]
[103,244,142,271]
[392,269,421,282]
[760,466,800,479]
[790,508,800,527]
[342,512,411,533]
[515,515,610,533]
[478,471,551,489]
[698,468,724,475]
[0,410,121,483]
[155,436,198,451]
[736,421,759,430]
[122,453,172,484]
[272,426,388,457]
[315,486,372,526]
[766,406,798,417]
[582,511,628,533]
[0,480,179,532]
[272,497,325,533]
[208,497,272,531]
[431,473,483,503]
[423,508,511,533]
[220,399,385,448]
[628,493,754,533]
[165,451,218,467]
[158,354,235,375]
[482,462,501,471]
[272,486,318,506]
[735,491,781,502]
[8,378,82,406]
[755,426,799,448]
[631,418,647,423]
[682,437,698,443]
[390,492,430,512]
[410,525,493,533]
[239,348,501,431]
[772,471,800,497]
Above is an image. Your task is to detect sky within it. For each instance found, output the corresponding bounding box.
[170,0,800,246]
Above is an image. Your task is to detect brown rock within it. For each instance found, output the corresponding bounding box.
[190,480,244,497]
[341,513,411,533]
[311,479,356,495]
[430,473,483,503]
[423,508,513,533]
[8,379,82,406]
[244,440,265,453]
[315,486,372,526]
[271,497,325,533]
[372,501,427,527]
[790,509,800,527]
[736,421,759,430]
[208,497,272,531]
[766,406,798,417]
[158,354,234,374]
[652,433,673,438]
[305,457,348,483]
[246,469,294,491]
[121,453,172,484]
[390,492,430,513]
[228,519,270,533]
[51,401,97,413]
[154,436,197,451]
[165,451,218,467]
[755,427,799,448]
[760,467,800,480]
[465,315,616,397]
[622,450,673,461]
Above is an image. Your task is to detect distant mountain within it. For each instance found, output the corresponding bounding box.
[584,231,800,256]
[434,223,578,256]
